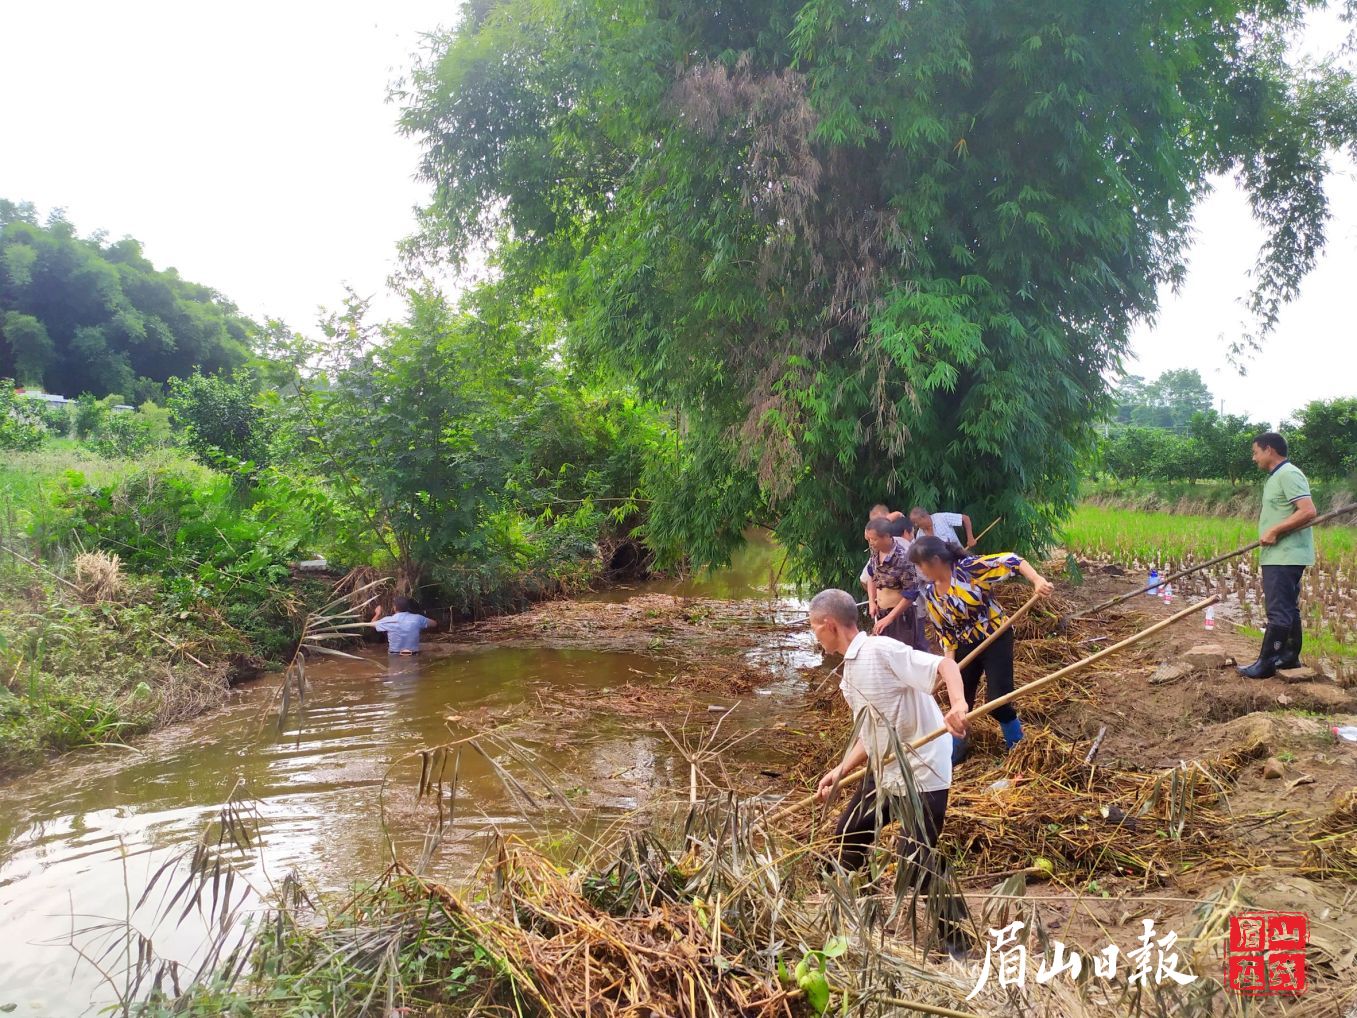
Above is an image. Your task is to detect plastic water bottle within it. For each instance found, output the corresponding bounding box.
[1203,605,1215,631]
[1334,726,1357,744]
[1161,582,1174,605]
[1147,568,1160,596]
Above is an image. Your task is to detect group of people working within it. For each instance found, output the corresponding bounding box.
[808,503,1055,954]
[806,431,1322,955]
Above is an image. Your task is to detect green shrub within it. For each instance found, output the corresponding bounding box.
[167,371,271,468]
[1,381,45,450]
[86,412,158,458]
[44,464,321,662]
[34,400,72,436]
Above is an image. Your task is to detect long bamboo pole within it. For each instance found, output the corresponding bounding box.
[769,595,1219,822]
[930,590,1043,694]
[1071,502,1357,620]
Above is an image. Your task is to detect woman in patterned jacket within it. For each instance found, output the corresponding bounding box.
[908,536,1054,763]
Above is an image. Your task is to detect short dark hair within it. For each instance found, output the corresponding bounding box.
[865,517,894,538]
[1253,432,1288,457]
[909,506,930,520]
[393,595,417,614]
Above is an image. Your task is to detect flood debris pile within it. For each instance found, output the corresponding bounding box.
[1302,788,1357,881]
[119,794,1016,1017]
[945,728,1264,884]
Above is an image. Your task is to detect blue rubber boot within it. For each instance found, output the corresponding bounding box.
[1000,717,1024,751]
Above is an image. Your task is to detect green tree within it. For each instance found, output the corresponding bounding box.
[166,371,270,467]
[1102,428,1167,483]
[400,0,1357,584]
[1187,410,1270,483]
[1288,397,1357,479]
[0,311,54,384]
[0,203,257,396]
[276,286,662,597]
[1120,369,1216,431]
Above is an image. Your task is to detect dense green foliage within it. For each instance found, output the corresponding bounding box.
[278,288,662,609]
[1287,397,1357,479]
[1113,370,1215,431]
[0,200,255,396]
[166,370,272,467]
[1099,410,1270,484]
[399,0,1357,584]
[1096,395,1355,484]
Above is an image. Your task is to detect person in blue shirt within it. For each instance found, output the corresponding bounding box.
[372,596,438,655]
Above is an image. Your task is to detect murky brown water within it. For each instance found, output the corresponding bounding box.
[0,533,814,1014]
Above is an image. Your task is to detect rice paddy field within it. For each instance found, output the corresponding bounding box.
[1062,505,1357,676]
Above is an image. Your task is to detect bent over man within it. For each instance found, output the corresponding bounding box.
[808,588,971,953]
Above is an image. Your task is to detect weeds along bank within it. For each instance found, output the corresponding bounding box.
[0,436,653,777]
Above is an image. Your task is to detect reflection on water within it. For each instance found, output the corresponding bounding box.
[0,648,713,1013]
[588,527,794,603]
[0,529,823,1014]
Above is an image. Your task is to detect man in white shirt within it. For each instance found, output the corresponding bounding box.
[808,588,971,952]
[372,596,439,655]
[909,507,975,548]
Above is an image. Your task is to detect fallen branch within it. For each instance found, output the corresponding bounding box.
[769,596,1220,822]
[1084,724,1108,765]
[1,542,78,590]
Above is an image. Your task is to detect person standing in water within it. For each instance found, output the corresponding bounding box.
[372,596,439,656]
[909,507,976,549]
[908,537,1053,763]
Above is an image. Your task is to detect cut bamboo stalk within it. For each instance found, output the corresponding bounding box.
[770,595,1219,822]
[877,997,983,1018]
[1071,503,1357,619]
[1084,723,1109,765]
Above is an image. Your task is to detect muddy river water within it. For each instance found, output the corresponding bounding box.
[0,536,817,1014]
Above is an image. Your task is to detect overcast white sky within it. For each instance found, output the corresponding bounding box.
[2,1,1354,425]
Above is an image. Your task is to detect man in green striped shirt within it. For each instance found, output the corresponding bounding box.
[1239,432,1317,679]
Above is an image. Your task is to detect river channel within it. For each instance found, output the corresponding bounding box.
[0,535,818,1014]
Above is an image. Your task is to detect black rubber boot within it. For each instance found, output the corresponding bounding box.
[1238,624,1288,680]
[1274,620,1303,670]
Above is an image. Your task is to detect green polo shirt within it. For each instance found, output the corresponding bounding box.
[1259,461,1315,567]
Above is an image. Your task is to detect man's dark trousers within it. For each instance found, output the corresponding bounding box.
[1262,564,1305,628]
